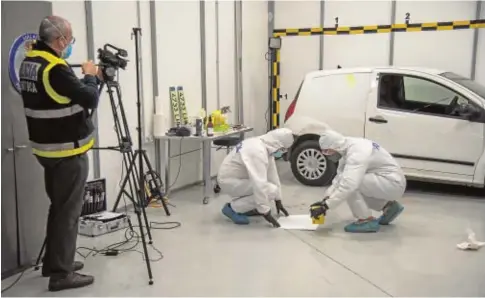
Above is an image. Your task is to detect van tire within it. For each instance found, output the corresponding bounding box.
[290,139,337,187]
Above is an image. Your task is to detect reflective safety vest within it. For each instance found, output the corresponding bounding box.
[20,50,95,158]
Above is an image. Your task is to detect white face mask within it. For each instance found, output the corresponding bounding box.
[271,148,287,158]
[272,151,282,158]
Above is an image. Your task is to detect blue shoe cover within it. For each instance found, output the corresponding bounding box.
[222,203,249,225]
[344,219,380,233]
[379,201,404,225]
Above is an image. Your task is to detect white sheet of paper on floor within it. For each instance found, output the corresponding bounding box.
[457,228,485,251]
[278,215,319,231]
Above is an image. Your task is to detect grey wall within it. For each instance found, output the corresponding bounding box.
[1,1,19,273]
[1,0,52,277]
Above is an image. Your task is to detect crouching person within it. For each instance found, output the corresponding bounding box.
[311,129,406,233]
[217,128,295,228]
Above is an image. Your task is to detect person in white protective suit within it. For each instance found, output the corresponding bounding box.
[310,129,407,233]
[217,128,295,227]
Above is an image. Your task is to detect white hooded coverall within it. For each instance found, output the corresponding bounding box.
[320,130,407,219]
[217,128,295,215]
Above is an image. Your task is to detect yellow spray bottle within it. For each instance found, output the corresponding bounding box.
[310,204,326,225]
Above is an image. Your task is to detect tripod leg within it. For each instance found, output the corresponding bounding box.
[123,151,154,243]
[34,238,47,270]
[132,151,153,243]
[112,153,138,212]
[202,140,212,205]
[163,139,171,197]
[137,185,154,244]
[141,150,171,216]
[134,207,154,285]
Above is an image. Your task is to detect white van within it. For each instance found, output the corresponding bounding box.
[283,67,485,191]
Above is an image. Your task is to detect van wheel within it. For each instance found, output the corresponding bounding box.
[290,139,337,187]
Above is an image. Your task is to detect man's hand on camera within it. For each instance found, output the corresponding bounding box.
[96,67,104,82]
[82,60,97,76]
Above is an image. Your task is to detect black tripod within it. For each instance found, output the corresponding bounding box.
[111,28,170,217]
[104,27,172,285]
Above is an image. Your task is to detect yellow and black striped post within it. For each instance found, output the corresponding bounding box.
[269,18,485,130]
[271,49,281,129]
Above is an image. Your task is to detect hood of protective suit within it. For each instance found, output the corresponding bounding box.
[260,128,295,154]
[318,129,348,153]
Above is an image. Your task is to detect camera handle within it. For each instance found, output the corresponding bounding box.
[68,64,100,68]
[104,43,128,58]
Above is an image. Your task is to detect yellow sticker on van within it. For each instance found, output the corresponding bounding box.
[346,74,356,88]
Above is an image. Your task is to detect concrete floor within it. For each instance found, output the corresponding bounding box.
[3,161,485,297]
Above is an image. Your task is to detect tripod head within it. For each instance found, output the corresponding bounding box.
[97,43,129,82]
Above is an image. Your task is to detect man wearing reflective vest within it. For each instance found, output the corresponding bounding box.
[19,16,100,292]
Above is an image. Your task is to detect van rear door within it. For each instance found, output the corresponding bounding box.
[296,72,371,138]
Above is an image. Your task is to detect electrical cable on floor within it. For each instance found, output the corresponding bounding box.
[77,226,163,262]
[75,219,181,262]
[93,157,182,261]
[1,265,34,294]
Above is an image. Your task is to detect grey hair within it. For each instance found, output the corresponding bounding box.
[38,16,69,42]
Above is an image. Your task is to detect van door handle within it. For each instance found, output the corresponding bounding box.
[368,116,388,124]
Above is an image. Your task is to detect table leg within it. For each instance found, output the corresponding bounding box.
[202,140,212,204]
[164,139,171,196]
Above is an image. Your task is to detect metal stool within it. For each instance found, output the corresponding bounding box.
[213,136,241,193]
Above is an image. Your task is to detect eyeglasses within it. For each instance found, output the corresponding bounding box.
[57,35,75,44]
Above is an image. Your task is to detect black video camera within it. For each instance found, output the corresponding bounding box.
[97,44,128,81]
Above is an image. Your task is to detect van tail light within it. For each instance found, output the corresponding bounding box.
[284,80,303,123]
[284,99,297,122]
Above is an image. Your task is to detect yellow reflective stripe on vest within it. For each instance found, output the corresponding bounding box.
[25,50,71,104]
[24,104,84,119]
[31,133,95,158]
